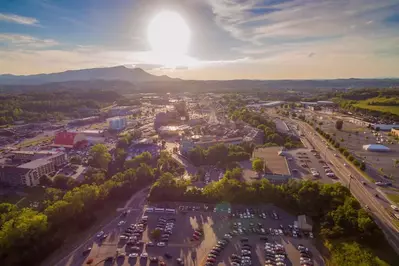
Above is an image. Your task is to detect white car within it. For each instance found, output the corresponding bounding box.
[118,221,126,226]
[129,253,138,258]
[157,242,166,247]
[120,235,128,240]
[140,252,148,258]
[309,232,314,238]
[96,231,104,238]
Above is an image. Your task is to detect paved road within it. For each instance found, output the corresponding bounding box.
[51,187,149,266]
[295,120,399,254]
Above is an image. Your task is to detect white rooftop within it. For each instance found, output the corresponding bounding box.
[362,144,390,152]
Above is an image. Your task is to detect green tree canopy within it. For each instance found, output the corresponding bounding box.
[89,144,111,170]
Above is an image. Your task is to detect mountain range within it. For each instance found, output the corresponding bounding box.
[0,66,173,85]
[0,66,399,90]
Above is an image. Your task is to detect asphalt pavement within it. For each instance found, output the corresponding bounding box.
[296,120,399,254]
[51,187,149,266]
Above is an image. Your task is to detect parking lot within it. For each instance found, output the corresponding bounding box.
[317,115,399,183]
[90,204,324,266]
[285,148,338,185]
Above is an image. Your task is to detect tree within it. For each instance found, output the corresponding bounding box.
[125,152,152,169]
[39,175,53,186]
[252,158,265,174]
[88,144,111,170]
[53,174,75,190]
[336,120,344,130]
[224,167,243,180]
[360,162,366,171]
[151,228,162,240]
[69,155,82,165]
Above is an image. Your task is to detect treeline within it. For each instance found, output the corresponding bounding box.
[230,108,302,149]
[0,90,122,125]
[0,148,157,265]
[315,127,366,171]
[334,89,399,122]
[148,176,395,265]
[367,97,399,106]
[188,142,254,167]
[336,88,399,101]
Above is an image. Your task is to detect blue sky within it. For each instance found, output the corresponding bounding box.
[1,0,399,79]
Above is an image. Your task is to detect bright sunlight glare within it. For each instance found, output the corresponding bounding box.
[147,11,190,60]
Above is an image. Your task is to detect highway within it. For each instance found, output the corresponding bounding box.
[295,119,399,254]
[49,187,149,266]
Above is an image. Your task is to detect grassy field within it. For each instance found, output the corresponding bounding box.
[353,101,399,116]
[17,136,54,148]
[386,193,399,205]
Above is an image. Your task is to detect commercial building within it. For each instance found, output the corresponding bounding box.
[362,144,391,152]
[243,127,264,145]
[253,147,291,184]
[0,152,67,187]
[154,111,179,129]
[157,125,191,136]
[246,101,285,109]
[53,131,87,148]
[108,117,127,131]
[371,124,399,131]
[297,215,313,231]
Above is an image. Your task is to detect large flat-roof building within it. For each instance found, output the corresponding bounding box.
[253,147,291,183]
[0,151,67,187]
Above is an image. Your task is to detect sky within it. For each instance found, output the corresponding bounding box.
[1,0,399,80]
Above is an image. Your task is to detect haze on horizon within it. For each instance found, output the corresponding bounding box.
[1,0,399,80]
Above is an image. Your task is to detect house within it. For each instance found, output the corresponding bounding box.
[298,215,313,231]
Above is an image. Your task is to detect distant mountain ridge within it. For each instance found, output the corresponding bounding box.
[0,66,173,85]
[0,66,398,90]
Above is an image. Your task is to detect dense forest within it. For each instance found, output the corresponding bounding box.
[0,90,122,125]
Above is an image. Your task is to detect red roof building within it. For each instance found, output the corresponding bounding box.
[53,131,86,148]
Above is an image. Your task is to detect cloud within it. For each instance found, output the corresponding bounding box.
[0,13,39,26]
[0,34,59,48]
[207,0,399,59]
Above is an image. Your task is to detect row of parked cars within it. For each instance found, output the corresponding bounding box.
[231,208,280,220]
[265,242,286,266]
[205,237,230,266]
[154,216,176,246]
[232,238,253,266]
[298,244,314,266]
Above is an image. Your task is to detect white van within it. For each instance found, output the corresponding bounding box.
[145,208,154,213]
[165,208,176,214]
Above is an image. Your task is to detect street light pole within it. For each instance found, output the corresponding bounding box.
[348,174,353,191]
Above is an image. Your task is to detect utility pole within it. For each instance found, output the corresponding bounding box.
[348,174,353,191]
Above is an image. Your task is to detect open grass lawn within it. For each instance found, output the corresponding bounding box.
[353,101,399,116]
[386,193,399,205]
[17,136,54,148]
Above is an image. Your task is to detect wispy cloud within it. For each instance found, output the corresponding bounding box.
[207,0,399,58]
[0,34,59,48]
[0,13,39,26]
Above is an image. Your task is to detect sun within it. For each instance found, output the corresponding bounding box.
[147,11,190,61]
